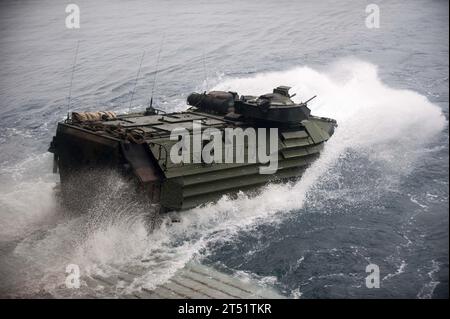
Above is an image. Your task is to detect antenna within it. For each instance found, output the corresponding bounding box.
[128,51,146,112]
[67,41,80,120]
[202,49,208,90]
[149,35,165,109]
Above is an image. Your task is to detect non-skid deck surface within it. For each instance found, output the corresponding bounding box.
[55,261,286,299]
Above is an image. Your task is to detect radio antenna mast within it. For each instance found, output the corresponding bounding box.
[129,50,146,112]
[203,50,208,90]
[67,41,80,120]
[149,35,165,109]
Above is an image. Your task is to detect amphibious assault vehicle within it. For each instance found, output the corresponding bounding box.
[49,86,336,212]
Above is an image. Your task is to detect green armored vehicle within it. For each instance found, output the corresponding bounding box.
[49,86,336,212]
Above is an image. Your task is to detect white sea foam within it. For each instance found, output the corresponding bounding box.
[417,260,442,299]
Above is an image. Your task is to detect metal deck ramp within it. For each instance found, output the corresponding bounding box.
[55,261,285,299]
[130,262,285,299]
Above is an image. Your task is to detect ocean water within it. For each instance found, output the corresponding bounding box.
[0,0,448,298]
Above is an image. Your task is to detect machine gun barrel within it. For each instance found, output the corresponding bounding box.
[303,95,317,105]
